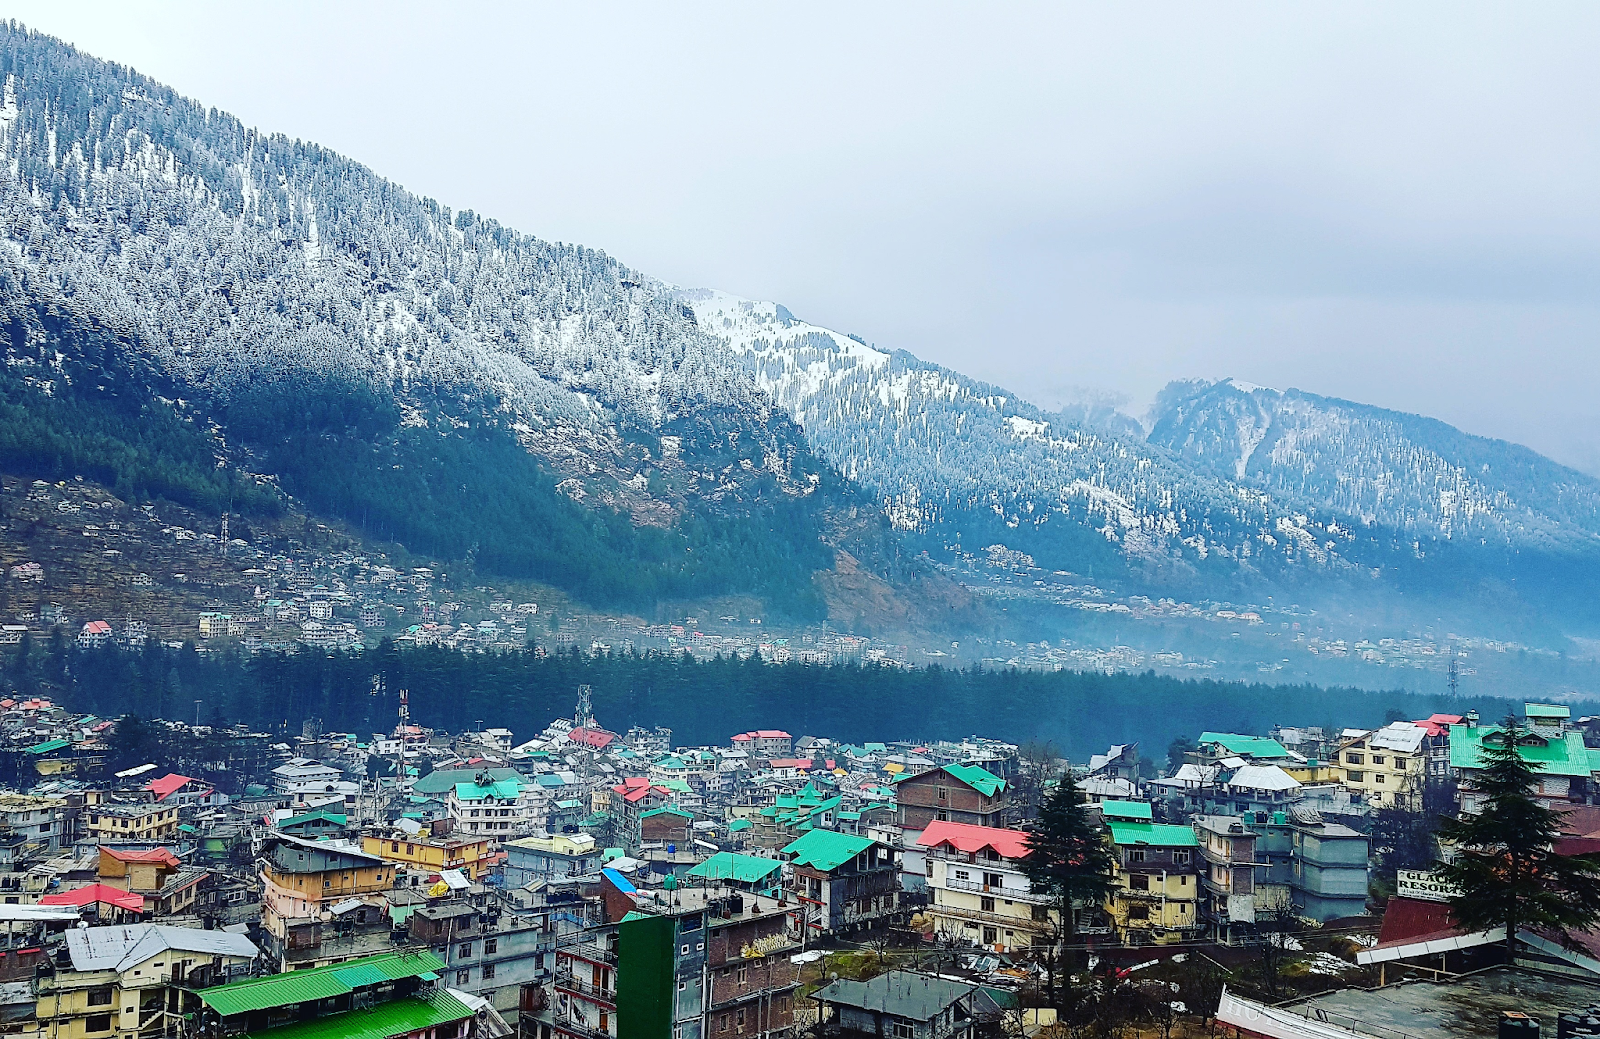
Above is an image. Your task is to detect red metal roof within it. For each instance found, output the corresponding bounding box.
[1373,895,1457,949]
[144,774,195,800]
[767,759,814,770]
[567,727,615,749]
[916,819,1032,860]
[1410,714,1463,737]
[101,847,181,866]
[41,884,144,912]
[732,730,791,742]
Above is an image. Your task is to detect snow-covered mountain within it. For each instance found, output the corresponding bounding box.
[684,289,1600,629]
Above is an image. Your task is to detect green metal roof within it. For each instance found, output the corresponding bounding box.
[943,763,1007,797]
[242,990,473,1039]
[1100,800,1153,821]
[25,738,69,755]
[1526,703,1572,719]
[1107,821,1198,848]
[782,828,876,871]
[1197,733,1289,758]
[727,819,752,832]
[688,852,784,884]
[640,806,692,820]
[1449,725,1596,777]
[200,951,447,1016]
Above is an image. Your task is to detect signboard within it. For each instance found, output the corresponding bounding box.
[1396,868,1460,903]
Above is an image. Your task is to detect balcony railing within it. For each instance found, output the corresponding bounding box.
[559,941,618,966]
[553,1016,615,1039]
[555,970,617,1005]
[942,876,1046,902]
[928,902,1053,931]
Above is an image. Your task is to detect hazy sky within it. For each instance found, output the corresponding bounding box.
[11,3,1600,473]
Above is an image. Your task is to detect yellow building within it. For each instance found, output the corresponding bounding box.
[1338,722,1425,810]
[916,821,1056,953]
[84,803,179,843]
[361,832,499,880]
[1103,803,1200,945]
[258,833,393,970]
[34,923,258,1039]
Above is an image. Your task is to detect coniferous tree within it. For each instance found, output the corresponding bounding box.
[1023,778,1113,994]
[1437,717,1600,963]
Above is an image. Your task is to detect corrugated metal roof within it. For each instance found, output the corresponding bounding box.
[200,951,446,1016]
[782,828,876,871]
[241,990,474,1039]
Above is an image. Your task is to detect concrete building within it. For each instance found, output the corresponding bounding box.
[781,829,898,936]
[1104,806,1200,945]
[503,833,603,887]
[917,820,1054,953]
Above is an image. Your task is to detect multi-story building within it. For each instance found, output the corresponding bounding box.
[0,792,68,856]
[750,784,841,850]
[84,802,180,843]
[1450,714,1600,813]
[257,833,395,970]
[362,832,501,881]
[1103,806,1200,945]
[917,820,1054,953]
[553,921,618,1039]
[895,764,1011,834]
[1411,713,1463,786]
[731,730,793,759]
[1288,813,1371,922]
[1338,722,1426,810]
[269,756,347,797]
[1192,814,1266,944]
[503,832,603,887]
[449,776,530,838]
[409,896,555,1013]
[614,885,803,1039]
[36,924,258,1039]
[781,828,898,936]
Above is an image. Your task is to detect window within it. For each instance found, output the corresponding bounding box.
[678,979,688,991]
[1372,755,1386,766]
[936,810,949,822]
[1375,774,1385,784]
[87,987,113,1006]
[720,1015,729,1032]
[1347,771,1365,782]
[456,970,470,984]
[893,1025,915,1039]
[736,1008,745,1026]
[737,965,747,984]
[936,786,949,802]
[981,896,996,912]
[1346,753,1364,765]
[1128,849,1146,863]
[1130,874,1149,891]
[86,1015,112,1034]
[484,939,497,954]
[1173,850,1190,864]
[481,964,495,979]
[458,943,473,958]
[1128,905,1149,921]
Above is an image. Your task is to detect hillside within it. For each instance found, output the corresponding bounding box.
[0,25,966,627]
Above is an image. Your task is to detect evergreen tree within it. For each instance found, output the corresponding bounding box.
[1437,717,1600,962]
[1023,778,1114,994]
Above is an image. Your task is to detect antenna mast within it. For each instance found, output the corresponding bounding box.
[1447,643,1459,698]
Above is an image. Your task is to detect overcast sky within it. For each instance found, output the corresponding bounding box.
[12,3,1600,473]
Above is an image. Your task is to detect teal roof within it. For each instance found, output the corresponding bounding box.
[280,810,348,829]
[688,852,783,885]
[1100,801,1153,821]
[943,763,1007,797]
[25,738,70,755]
[411,766,523,796]
[1526,703,1572,719]
[1449,725,1596,777]
[453,779,521,800]
[1197,732,1289,758]
[640,806,692,820]
[727,819,753,832]
[1107,821,1198,848]
[782,828,876,871]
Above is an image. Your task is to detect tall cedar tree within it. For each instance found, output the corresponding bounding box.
[1437,717,1600,962]
[1024,780,1114,978]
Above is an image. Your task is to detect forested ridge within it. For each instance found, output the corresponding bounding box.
[10,638,1514,757]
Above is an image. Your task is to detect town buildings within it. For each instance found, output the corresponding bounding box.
[917,820,1053,953]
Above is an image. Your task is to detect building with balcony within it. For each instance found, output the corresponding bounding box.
[552,925,618,1039]
[1338,722,1426,810]
[504,833,603,887]
[84,801,180,844]
[363,832,501,881]
[36,924,259,1039]
[917,819,1054,953]
[895,764,1011,832]
[1193,814,1267,944]
[782,829,898,936]
[1288,811,1370,922]
[410,896,555,1013]
[1104,806,1200,945]
[449,776,531,839]
[257,833,396,970]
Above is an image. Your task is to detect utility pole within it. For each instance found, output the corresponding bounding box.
[1447,643,1459,698]
[194,700,202,727]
